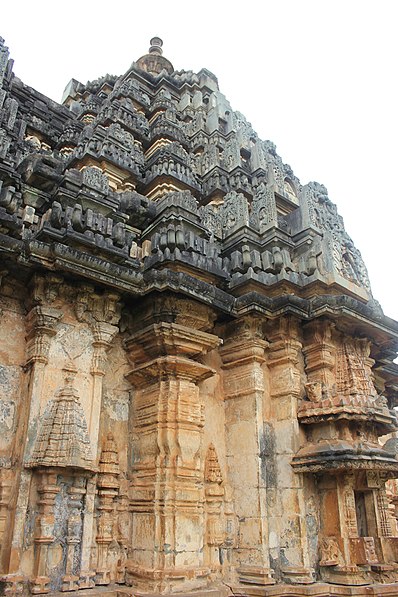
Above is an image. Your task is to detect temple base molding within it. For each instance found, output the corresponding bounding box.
[1,584,397,597]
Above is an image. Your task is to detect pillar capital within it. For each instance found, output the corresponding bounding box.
[124,321,220,367]
[25,305,63,367]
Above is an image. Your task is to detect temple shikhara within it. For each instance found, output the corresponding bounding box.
[1,36,398,597]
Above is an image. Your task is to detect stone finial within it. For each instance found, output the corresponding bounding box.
[134,37,173,75]
[149,37,163,56]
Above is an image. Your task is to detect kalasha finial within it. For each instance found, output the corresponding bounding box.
[149,37,163,56]
[62,364,77,387]
[134,36,173,76]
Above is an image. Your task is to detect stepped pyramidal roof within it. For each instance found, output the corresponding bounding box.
[0,36,385,322]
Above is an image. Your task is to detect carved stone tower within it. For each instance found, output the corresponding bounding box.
[1,36,398,596]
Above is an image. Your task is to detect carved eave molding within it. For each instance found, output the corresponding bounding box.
[126,355,215,385]
[1,226,397,350]
[235,292,398,346]
[124,321,220,363]
[297,404,398,434]
[292,440,398,477]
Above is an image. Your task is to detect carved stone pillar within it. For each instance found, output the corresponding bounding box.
[266,316,314,584]
[61,477,86,592]
[220,315,275,586]
[74,287,120,582]
[374,477,397,572]
[76,478,96,591]
[95,433,120,585]
[0,470,12,561]
[204,444,225,573]
[115,480,130,584]
[7,302,62,576]
[89,321,119,450]
[302,319,335,400]
[75,287,120,455]
[31,471,60,594]
[124,313,220,592]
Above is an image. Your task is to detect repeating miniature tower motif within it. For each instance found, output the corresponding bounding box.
[1,36,398,597]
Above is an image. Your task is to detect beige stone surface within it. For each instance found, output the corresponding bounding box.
[1,278,398,595]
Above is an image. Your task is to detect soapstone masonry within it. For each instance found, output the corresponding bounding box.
[1,36,398,597]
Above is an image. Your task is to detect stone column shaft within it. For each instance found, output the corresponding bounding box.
[80,321,118,580]
[220,316,274,586]
[8,306,62,574]
[31,471,60,594]
[125,321,219,592]
[266,316,314,584]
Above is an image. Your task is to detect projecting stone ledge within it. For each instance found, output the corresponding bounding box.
[9,584,398,597]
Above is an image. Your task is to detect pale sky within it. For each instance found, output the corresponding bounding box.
[2,0,397,321]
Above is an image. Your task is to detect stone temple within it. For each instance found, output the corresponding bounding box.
[1,36,398,597]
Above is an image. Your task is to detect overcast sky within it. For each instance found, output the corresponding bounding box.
[2,0,397,321]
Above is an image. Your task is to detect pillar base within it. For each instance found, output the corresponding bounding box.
[95,569,111,585]
[61,574,79,591]
[281,566,315,584]
[320,565,370,586]
[78,570,95,589]
[30,576,51,594]
[0,574,26,596]
[237,565,275,586]
[125,563,211,593]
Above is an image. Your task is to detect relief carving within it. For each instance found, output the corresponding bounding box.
[335,337,377,404]
[319,537,343,566]
[26,367,94,470]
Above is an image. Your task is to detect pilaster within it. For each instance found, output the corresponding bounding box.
[95,433,120,585]
[203,443,234,577]
[74,286,121,582]
[220,315,275,587]
[30,471,60,594]
[75,287,121,455]
[7,294,62,576]
[266,316,315,584]
[124,302,220,592]
[62,477,87,592]
[302,319,335,401]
